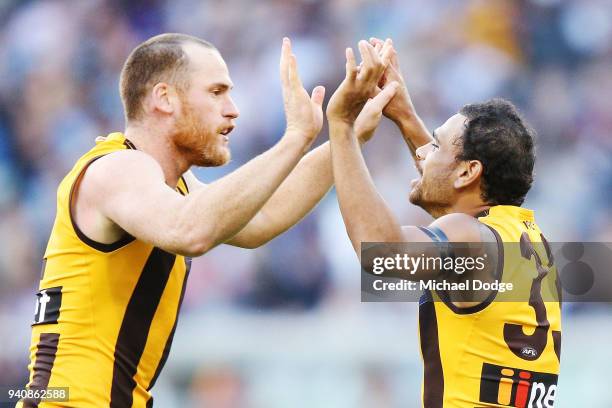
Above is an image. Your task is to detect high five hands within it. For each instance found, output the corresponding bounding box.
[367,37,415,125]
[325,38,401,144]
[280,37,407,149]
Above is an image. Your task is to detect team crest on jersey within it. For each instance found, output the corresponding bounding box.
[479,363,557,407]
[33,286,62,326]
[520,346,538,359]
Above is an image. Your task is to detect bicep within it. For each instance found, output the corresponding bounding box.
[364,221,486,280]
[85,151,190,253]
[181,169,262,248]
[181,169,275,249]
[420,215,499,308]
[360,226,436,279]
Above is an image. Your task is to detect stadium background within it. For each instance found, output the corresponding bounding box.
[0,0,611,406]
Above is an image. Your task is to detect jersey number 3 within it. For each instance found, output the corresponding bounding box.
[503,233,561,362]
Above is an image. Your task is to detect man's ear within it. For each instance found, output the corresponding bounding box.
[454,160,483,189]
[150,82,178,115]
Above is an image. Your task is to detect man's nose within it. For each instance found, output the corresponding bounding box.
[224,98,239,119]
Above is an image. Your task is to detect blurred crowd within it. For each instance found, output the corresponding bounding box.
[0,0,611,406]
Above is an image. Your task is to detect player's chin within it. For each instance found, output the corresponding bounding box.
[195,147,230,167]
[408,187,425,207]
[408,182,420,202]
[211,152,231,167]
[408,191,419,206]
[213,146,231,166]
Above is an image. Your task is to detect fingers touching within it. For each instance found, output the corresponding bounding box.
[354,81,400,142]
[281,36,399,135]
[379,39,393,67]
[370,37,401,71]
[358,40,375,77]
[354,39,394,85]
[368,81,399,110]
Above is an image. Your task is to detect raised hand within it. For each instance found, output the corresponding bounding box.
[280,37,325,145]
[368,37,417,125]
[354,82,400,144]
[326,39,393,125]
[368,37,432,153]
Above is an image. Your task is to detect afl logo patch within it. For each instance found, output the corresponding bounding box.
[521,346,538,358]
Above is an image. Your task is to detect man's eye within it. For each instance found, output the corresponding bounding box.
[431,143,439,150]
[211,90,222,95]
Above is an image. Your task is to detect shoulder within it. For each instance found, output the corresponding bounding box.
[428,212,487,243]
[86,150,164,185]
[80,150,165,202]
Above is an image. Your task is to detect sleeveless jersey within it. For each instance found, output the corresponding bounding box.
[18,132,191,408]
[419,205,561,408]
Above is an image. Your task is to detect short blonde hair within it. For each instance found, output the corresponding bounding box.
[119,33,215,121]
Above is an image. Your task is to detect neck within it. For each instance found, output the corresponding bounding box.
[124,121,191,187]
[428,191,491,219]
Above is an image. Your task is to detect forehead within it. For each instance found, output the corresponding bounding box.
[183,43,232,85]
[435,113,467,146]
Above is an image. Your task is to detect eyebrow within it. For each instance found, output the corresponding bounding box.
[208,83,233,90]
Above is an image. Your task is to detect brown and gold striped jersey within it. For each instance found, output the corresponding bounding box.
[418,206,561,407]
[18,132,191,408]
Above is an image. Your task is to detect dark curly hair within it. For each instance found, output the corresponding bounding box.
[457,98,535,206]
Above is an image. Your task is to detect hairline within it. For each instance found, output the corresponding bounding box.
[120,34,217,122]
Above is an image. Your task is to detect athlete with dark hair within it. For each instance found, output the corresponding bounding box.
[326,38,561,407]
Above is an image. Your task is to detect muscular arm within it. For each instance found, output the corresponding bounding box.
[85,135,311,257]
[395,111,432,160]
[324,41,406,255]
[329,120,405,255]
[226,141,333,248]
[183,142,333,249]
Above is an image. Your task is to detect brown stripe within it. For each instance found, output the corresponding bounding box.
[552,330,562,361]
[475,209,490,218]
[123,138,137,150]
[22,333,60,408]
[110,247,176,408]
[437,224,505,315]
[419,292,444,408]
[147,257,191,393]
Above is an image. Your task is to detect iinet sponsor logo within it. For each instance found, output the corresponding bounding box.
[479,363,558,408]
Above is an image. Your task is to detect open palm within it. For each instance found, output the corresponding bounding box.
[280,38,325,141]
